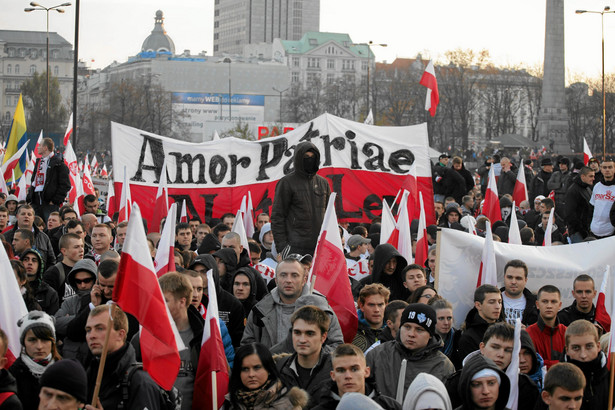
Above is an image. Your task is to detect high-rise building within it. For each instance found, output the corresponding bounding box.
[214,0,320,55]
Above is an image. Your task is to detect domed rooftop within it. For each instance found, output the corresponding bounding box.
[141,10,175,54]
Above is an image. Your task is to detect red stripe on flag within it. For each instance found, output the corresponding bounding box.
[192,317,229,409]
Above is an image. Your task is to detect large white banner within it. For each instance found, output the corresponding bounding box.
[437,228,615,327]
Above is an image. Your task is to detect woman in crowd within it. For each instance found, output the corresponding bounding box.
[408,285,437,304]
[11,259,41,311]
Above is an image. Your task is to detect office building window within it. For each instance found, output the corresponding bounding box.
[327,59,334,69]
[15,65,20,74]
[307,57,319,68]
[7,64,11,74]
[30,65,37,74]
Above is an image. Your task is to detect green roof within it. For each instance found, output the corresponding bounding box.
[281,32,374,58]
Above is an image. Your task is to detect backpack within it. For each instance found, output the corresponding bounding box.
[118,363,182,410]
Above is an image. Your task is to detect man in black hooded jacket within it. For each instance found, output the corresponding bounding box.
[357,243,408,301]
[271,141,330,256]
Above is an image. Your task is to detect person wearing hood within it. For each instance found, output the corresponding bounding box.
[190,253,245,348]
[5,194,18,226]
[496,157,516,197]
[452,156,475,194]
[433,155,466,204]
[439,204,462,229]
[366,303,455,400]
[519,330,545,392]
[20,248,59,315]
[213,247,239,293]
[530,158,554,204]
[232,267,258,316]
[565,167,595,243]
[197,232,221,254]
[221,232,269,300]
[0,328,22,409]
[403,372,452,410]
[271,141,331,256]
[358,244,408,302]
[11,259,42,312]
[455,354,510,410]
[259,222,274,255]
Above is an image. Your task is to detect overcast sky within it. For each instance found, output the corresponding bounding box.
[2,0,614,80]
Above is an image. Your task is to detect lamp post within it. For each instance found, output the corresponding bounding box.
[352,41,387,120]
[272,86,289,124]
[223,57,232,121]
[25,2,71,135]
[576,7,615,159]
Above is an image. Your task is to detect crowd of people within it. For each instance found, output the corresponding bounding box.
[0,138,613,410]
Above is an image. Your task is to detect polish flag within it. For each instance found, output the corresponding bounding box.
[78,160,83,173]
[82,166,96,196]
[0,172,9,195]
[483,166,502,223]
[32,131,43,159]
[548,190,555,202]
[62,113,73,146]
[414,192,429,266]
[466,216,477,235]
[73,196,81,220]
[16,174,27,202]
[583,138,593,166]
[240,193,255,239]
[0,234,28,367]
[387,190,413,265]
[90,155,98,174]
[100,164,108,178]
[118,168,132,224]
[310,193,358,343]
[505,318,522,410]
[594,266,611,333]
[512,163,528,205]
[154,203,177,277]
[380,199,396,244]
[508,202,522,245]
[543,208,555,246]
[151,158,170,233]
[24,150,35,190]
[179,200,188,223]
[192,269,229,409]
[231,210,250,256]
[608,268,615,368]
[113,203,183,391]
[477,222,497,287]
[1,142,28,183]
[74,172,85,215]
[106,179,116,218]
[84,154,90,173]
[420,60,439,117]
[64,141,80,204]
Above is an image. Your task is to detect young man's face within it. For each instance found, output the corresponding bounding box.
[275,261,307,301]
[292,319,326,358]
[386,308,406,339]
[256,214,269,230]
[91,227,112,252]
[17,207,34,228]
[536,291,561,322]
[233,273,251,301]
[61,237,84,263]
[62,212,78,224]
[186,275,203,308]
[189,220,200,235]
[519,347,534,374]
[116,226,127,245]
[176,228,192,247]
[566,334,600,363]
[403,269,427,293]
[22,253,39,278]
[330,355,370,396]
[39,386,81,410]
[12,232,30,254]
[434,203,444,217]
[86,312,125,356]
[98,274,117,299]
[542,387,584,410]
[399,322,430,351]
[221,237,242,261]
[475,292,502,323]
[480,336,514,370]
[84,200,99,214]
[163,291,186,324]
[503,266,527,297]
[0,211,7,228]
[383,257,397,275]
[222,216,235,229]
[601,161,615,179]
[359,294,386,328]
[470,376,499,410]
[73,271,95,291]
[47,214,61,230]
[572,280,596,312]
[196,228,208,243]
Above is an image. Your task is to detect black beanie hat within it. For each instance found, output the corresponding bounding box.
[399,303,437,336]
[40,359,88,403]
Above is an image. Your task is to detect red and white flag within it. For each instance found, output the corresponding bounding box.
[113,203,183,391]
[78,160,83,173]
[231,210,250,256]
[24,150,35,190]
[179,199,188,223]
[420,60,439,117]
[106,179,116,218]
[73,196,81,220]
[505,318,522,410]
[380,199,396,244]
[240,193,255,239]
[595,266,612,333]
[15,173,27,202]
[100,164,108,178]
[0,171,8,195]
[508,202,522,245]
[512,164,528,205]
[477,222,497,287]
[192,269,229,409]
[32,131,43,159]
[1,142,28,183]
[483,166,502,223]
[90,155,98,174]
[387,190,413,265]
[82,166,96,197]
[543,208,555,246]
[583,138,593,166]
[310,193,358,342]
[154,203,177,277]
[151,158,170,234]
[414,192,429,266]
[62,113,73,146]
[63,141,80,204]
[84,154,90,173]
[0,229,28,367]
[608,266,615,364]
[118,168,132,224]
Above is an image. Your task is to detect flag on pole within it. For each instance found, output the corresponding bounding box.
[419,60,439,117]
[16,173,27,202]
[62,113,73,146]
[100,164,108,178]
[1,142,28,184]
[595,266,612,333]
[543,208,555,246]
[310,193,358,342]
[380,199,396,244]
[90,154,98,174]
[154,203,177,277]
[192,270,229,409]
[0,172,9,195]
[179,200,188,223]
[414,192,429,266]
[387,190,413,265]
[152,157,170,233]
[32,131,43,159]
[512,164,528,205]
[112,203,183,391]
[64,141,80,204]
[84,154,90,173]
[508,202,522,245]
[82,165,96,197]
[477,222,497,287]
[2,94,28,182]
[118,168,132,224]
[242,192,255,239]
[583,138,593,166]
[106,179,116,218]
[0,230,28,367]
[231,210,250,256]
[24,149,34,190]
[505,318,522,410]
[483,166,502,222]
[364,109,374,125]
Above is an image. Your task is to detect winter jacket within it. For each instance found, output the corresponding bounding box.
[215,247,239,293]
[433,165,467,203]
[547,169,572,211]
[526,316,566,369]
[366,335,455,399]
[565,174,594,237]
[455,354,510,410]
[358,244,408,301]
[85,343,166,409]
[271,141,331,255]
[26,153,71,206]
[529,169,553,203]
[236,248,269,299]
[311,378,401,410]
[557,300,596,327]
[352,310,385,352]
[43,261,75,306]
[457,307,502,362]
[0,369,21,410]
[440,327,463,370]
[497,169,517,197]
[21,248,59,315]
[277,351,331,408]
[520,330,545,393]
[8,356,48,410]
[224,380,309,410]
[404,372,452,410]
[500,287,538,326]
[564,352,610,410]
[534,222,565,245]
[6,224,56,269]
[453,164,475,194]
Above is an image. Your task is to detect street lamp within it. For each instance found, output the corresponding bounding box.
[576,7,615,159]
[223,57,232,121]
[272,86,289,124]
[352,41,387,121]
[25,2,72,135]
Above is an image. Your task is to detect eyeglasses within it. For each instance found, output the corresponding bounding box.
[74,277,94,285]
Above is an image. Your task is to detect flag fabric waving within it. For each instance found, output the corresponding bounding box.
[508,202,522,245]
[483,166,502,223]
[151,157,170,233]
[310,193,358,342]
[179,199,188,223]
[192,269,229,409]
[64,141,80,204]
[32,131,43,159]
[106,178,116,218]
[583,138,592,166]
[512,164,528,205]
[595,266,612,333]
[543,208,555,246]
[118,168,132,224]
[364,109,374,125]
[82,165,96,197]
[420,60,439,117]
[1,142,28,184]
[63,113,73,146]
[231,210,250,256]
[154,203,177,277]
[3,94,28,182]
[477,222,498,287]
[414,192,429,266]
[379,199,396,244]
[112,203,182,390]
[505,318,522,410]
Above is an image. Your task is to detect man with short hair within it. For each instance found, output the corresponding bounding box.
[277,306,332,407]
[402,264,428,299]
[0,205,8,231]
[5,204,55,267]
[527,285,567,369]
[83,194,111,224]
[43,233,84,304]
[540,363,585,410]
[212,223,231,243]
[557,275,597,327]
[565,166,595,243]
[85,305,165,409]
[253,212,270,240]
[221,213,235,229]
[589,156,615,238]
[88,224,113,262]
[175,222,194,251]
[188,218,200,236]
[46,211,61,231]
[366,303,455,399]
[500,259,537,326]
[364,300,408,354]
[352,284,390,352]
[80,214,97,237]
[12,228,33,255]
[0,328,22,409]
[497,157,517,197]
[458,285,503,361]
[195,223,210,248]
[114,221,128,252]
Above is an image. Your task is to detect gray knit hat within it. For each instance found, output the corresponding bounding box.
[17,311,56,345]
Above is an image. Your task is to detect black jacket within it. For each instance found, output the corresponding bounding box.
[8,357,44,410]
[500,287,538,326]
[271,141,331,255]
[497,169,517,197]
[236,248,268,300]
[0,369,22,410]
[564,352,610,410]
[358,244,408,301]
[453,164,475,194]
[6,224,56,269]
[277,351,332,408]
[529,169,553,203]
[232,267,258,317]
[433,165,467,203]
[565,174,594,237]
[26,153,71,206]
[457,307,502,362]
[557,300,596,327]
[455,354,510,410]
[21,248,59,315]
[311,378,401,410]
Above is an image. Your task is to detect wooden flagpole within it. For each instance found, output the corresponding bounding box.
[212,370,218,409]
[91,307,113,407]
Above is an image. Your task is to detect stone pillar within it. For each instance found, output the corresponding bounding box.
[537,0,570,153]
